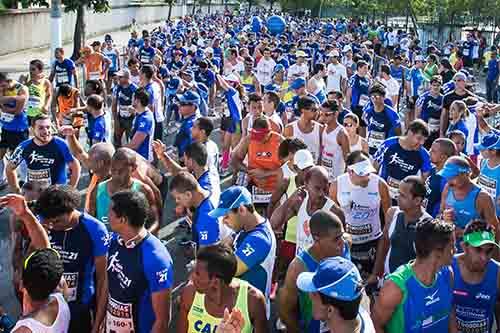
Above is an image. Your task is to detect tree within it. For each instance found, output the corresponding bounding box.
[64,0,110,60]
[165,0,175,20]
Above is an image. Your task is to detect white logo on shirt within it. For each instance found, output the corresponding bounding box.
[242,243,255,257]
[107,251,132,289]
[102,234,112,246]
[29,151,55,165]
[156,268,169,283]
[476,292,491,300]
[425,289,440,306]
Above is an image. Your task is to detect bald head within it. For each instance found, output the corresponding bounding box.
[305,166,329,183]
[113,147,137,166]
[89,143,115,162]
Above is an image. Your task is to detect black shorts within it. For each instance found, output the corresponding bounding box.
[350,238,379,279]
[221,116,241,134]
[0,129,28,150]
[117,115,134,137]
[351,106,367,127]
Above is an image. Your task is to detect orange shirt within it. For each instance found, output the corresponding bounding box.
[57,88,78,120]
[84,53,105,80]
[248,131,282,191]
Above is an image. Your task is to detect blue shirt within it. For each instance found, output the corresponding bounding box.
[407,67,425,97]
[89,114,107,144]
[52,58,75,87]
[107,233,173,333]
[44,213,108,306]
[445,185,481,230]
[416,91,443,129]
[132,110,155,161]
[138,46,155,65]
[192,197,220,247]
[174,114,197,158]
[348,74,370,109]
[424,167,447,217]
[452,256,500,333]
[234,220,276,300]
[374,137,431,199]
[195,69,216,88]
[363,104,401,155]
[487,58,499,81]
[9,136,75,186]
[115,83,138,119]
[478,159,500,216]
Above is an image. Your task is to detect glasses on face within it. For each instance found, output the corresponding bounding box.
[343,122,354,127]
[370,94,383,99]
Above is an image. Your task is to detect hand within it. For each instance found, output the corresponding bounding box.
[0,194,30,216]
[152,140,167,158]
[41,105,49,114]
[365,274,379,286]
[59,125,76,137]
[216,308,245,333]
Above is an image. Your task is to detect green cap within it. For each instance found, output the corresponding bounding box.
[463,231,500,248]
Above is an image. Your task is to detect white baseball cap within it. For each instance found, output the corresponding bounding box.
[294,150,315,170]
[348,159,376,176]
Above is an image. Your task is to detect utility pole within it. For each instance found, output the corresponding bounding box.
[50,0,62,62]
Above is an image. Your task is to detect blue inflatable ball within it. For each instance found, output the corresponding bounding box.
[267,15,286,36]
[252,16,262,33]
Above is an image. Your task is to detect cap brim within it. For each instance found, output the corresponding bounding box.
[437,168,461,180]
[296,272,318,293]
[208,207,229,219]
[468,239,500,248]
[474,143,489,151]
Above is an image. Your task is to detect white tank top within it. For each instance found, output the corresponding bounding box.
[309,76,326,95]
[291,121,321,162]
[336,173,382,244]
[296,191,335,255]
[321,126,345,182]
[13,293,70,333]
[350,136,363,152]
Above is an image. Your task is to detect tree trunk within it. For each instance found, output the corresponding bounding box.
[269,0,273,10]
[208,0,211,13]
[168,1,173,20]
[191,1,195,15]
[248,0,252,11]
[71,4,86,61]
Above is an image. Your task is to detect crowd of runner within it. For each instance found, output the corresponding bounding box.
[0,8,500,333]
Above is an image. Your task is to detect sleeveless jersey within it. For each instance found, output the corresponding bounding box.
[296,191,335,255]
[26,80,47,117]
[445,185,481,229]
[248,132,282,192]
[478,159,500,216]
[96,179,142,226]
[241,72,257,94]
[284,175,298,243]
[291,121,321,162]
[385,209,431,274]
[103,48,119,72]
[187,279,252,333]
[386,263,453,333]
[12,293,70,333]
[57,88,78,122]
[321,126,345,181]
[337,173,382,244]
[452,255,500,333]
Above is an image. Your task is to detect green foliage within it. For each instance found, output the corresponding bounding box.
[63,0,110,13]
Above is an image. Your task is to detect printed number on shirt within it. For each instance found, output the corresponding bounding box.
[62,272,79,302]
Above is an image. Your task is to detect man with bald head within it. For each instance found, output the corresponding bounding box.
[88,147,160,232]
[425,138,457,217]
[271,165,345,255]
[440,155,499,249]
[61,126,163,214]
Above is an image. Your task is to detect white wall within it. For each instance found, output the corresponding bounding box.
[0,2,233,55]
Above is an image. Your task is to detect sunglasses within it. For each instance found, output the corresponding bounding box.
[343,123,354,127]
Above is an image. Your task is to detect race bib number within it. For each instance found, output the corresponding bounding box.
[89,71,101,81]
[368,131,385,149]
[106,297,135,333]
[428,118,440,132]
[119,105,133,118]
[140,55,150,64]
[359,94,370,107]
[27,96,41,109]
[56,71,69,84]
[478,175,497,199]
[27,169,52,188]
[251,186,272,204]
[321,153,335,180]
[62,272,79,302]
[0,112,15,123]
[387,177,401,199]
[296,219,313,255]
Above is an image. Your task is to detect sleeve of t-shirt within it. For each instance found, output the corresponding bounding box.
[54,137,75,163]
[66,59,75,72]
[373,139,392,164]
[92,118,106,142]
[419,148,432,173]
[83,216,109,257]
[348,76,356,88]
[8,140,30,168]
[388,109,401,129]
[207,71,215,87]
[235,232,271,270]
[142,242,174,292]
[137,114,153,134]
[195,216,220,247]
[415,95,425,109]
